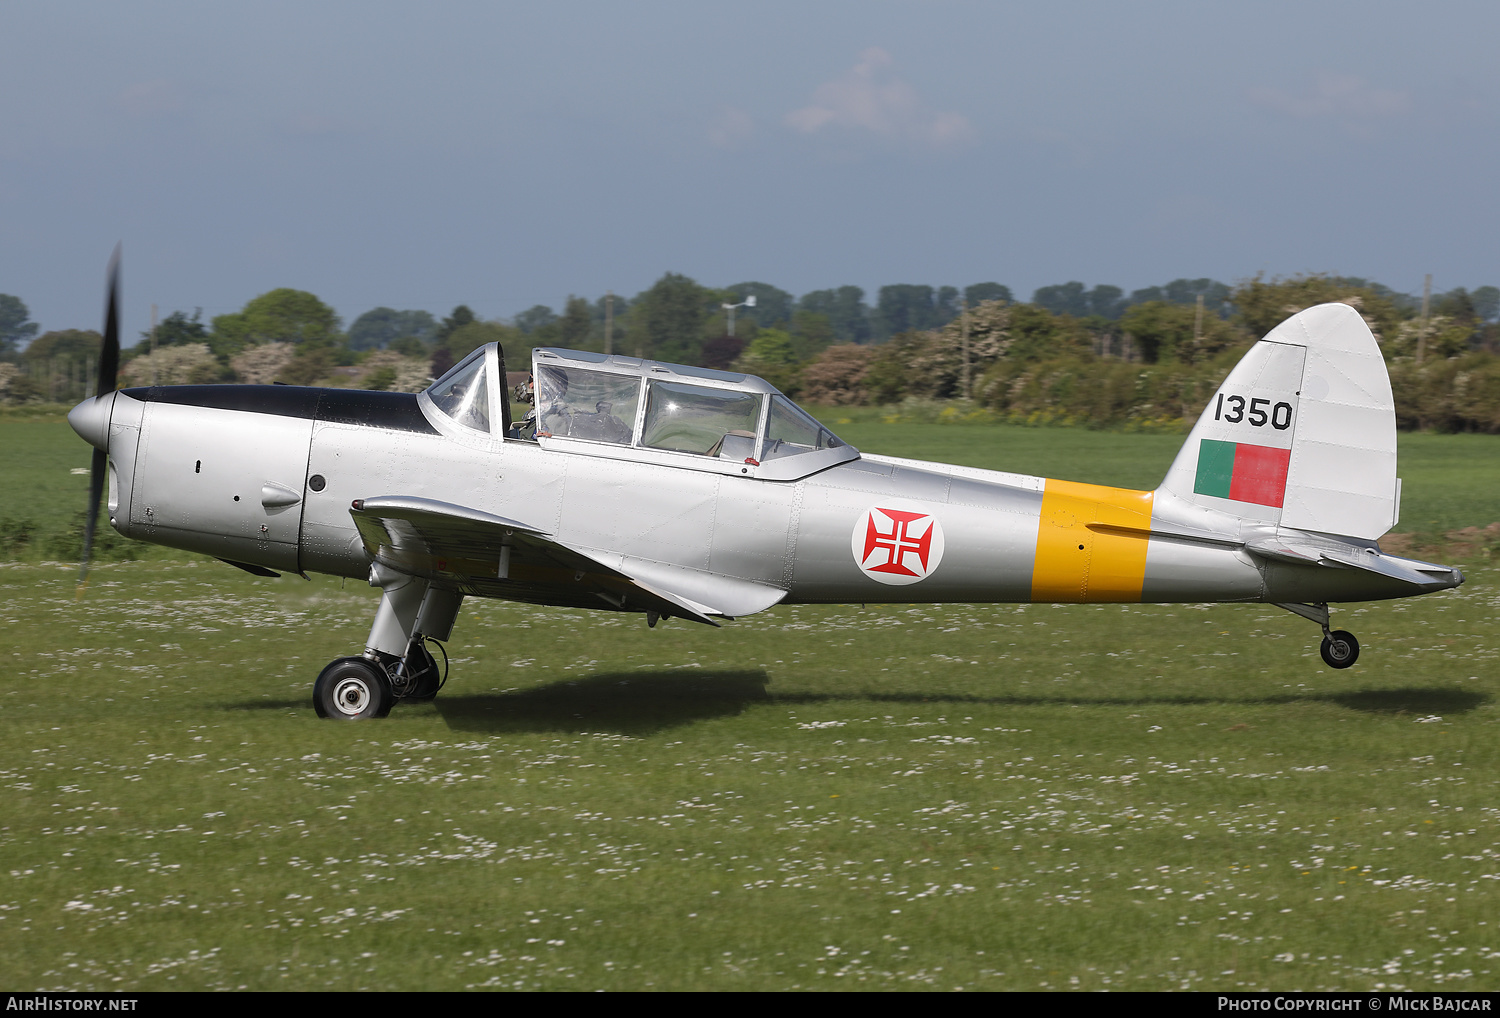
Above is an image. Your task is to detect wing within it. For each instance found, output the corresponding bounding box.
[348,496,787,625]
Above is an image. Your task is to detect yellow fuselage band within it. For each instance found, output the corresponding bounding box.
[1031,479,1154,603]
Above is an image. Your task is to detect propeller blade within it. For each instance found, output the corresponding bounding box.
[79,447,106,584]
[97,243,121,397]
[79,245,121,588]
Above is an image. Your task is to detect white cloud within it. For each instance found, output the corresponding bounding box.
[1249,72,1411,120]
[785,48,974,148]
[707,106,755,150]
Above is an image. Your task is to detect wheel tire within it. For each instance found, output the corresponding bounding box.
[399,643,442,703]
[313,657,394,719]
[1320,630,1360,669]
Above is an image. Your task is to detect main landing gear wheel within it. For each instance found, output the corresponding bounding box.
[313,657,394,720]
[1320,629,1360,669]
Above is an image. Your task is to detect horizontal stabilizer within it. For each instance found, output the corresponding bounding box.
[1242,535,1324,566]
[1245,530,1459,590]
[1316,544,1461,588]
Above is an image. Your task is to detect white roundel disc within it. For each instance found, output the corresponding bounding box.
[850,504,945,585]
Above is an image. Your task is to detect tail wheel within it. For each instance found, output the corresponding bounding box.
[1320,630,1360,669]
[314,657,394,719]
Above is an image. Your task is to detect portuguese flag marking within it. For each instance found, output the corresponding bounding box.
[1194,439,1292,507]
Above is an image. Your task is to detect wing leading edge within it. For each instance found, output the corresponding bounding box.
[348,496,787,625]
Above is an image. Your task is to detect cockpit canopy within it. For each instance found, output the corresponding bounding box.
[424,345,856,479]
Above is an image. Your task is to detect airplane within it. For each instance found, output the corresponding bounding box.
[67,255,1464,719]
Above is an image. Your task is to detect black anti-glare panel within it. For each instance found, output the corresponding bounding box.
[119,385,439,435]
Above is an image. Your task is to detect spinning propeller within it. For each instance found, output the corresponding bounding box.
[77,245,122,588]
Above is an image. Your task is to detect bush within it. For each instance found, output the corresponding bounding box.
[974,358,1227,430]
[1231,273,1405,343]
[0,517,36,559]
[800,345,876,405]
[363,365,397,392]
[798,287,1500,433]
[231,343,295,384]
[1389,355,1500,433]
[120,343,222,386]
[47,511,141,564]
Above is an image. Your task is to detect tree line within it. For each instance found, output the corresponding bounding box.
[3,273,1499,431]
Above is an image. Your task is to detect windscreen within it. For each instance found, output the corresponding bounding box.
[763,396,843,460]
[428,351,490,433]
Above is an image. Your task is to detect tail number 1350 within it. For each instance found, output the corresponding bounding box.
[1216,394,1293,430]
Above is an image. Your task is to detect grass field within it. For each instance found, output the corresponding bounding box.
[1,412,1498,990]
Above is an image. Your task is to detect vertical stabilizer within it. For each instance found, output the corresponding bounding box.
[1158,303,1397,540]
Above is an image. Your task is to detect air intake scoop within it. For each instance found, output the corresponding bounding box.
[261,482,304,509]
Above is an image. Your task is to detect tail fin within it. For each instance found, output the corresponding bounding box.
[1158,303,1397,540]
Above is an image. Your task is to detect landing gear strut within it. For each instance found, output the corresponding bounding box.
[313,564,463,720]
[384,637,448,702]
[1276,602,1360,669]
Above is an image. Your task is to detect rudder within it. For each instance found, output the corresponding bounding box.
[1158,303,1397,540]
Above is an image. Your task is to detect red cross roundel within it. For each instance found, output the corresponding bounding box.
[850,505,946,585]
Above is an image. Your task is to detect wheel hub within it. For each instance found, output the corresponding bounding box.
[332,676,372,715]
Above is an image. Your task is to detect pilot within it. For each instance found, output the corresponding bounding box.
[507,366,574,439]
[508,366,629,444]
[507,373,537,440]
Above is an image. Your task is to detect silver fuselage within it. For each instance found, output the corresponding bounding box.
[85,382,1441,612]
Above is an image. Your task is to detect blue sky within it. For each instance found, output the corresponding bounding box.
[3,1,1497,337]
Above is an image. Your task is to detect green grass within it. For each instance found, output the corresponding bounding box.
[3,561,1499,991]
[1377,432,1500,538]
[0,419,93,525]
[2,415,1499,991]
